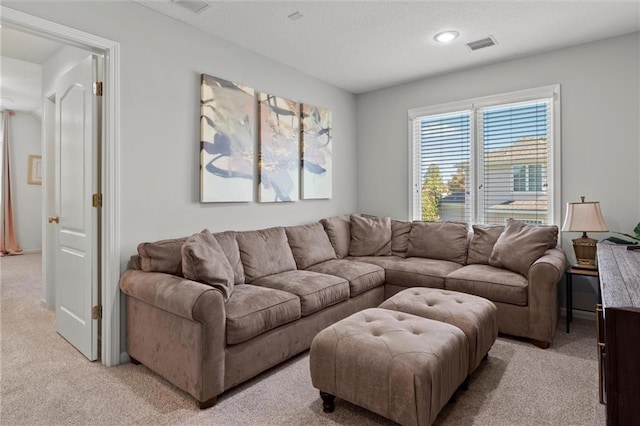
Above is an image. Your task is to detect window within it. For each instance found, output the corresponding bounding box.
[409,85,560,226]
[513,164,543,192]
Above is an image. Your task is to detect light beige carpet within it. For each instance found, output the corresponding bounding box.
[1,253,606,425]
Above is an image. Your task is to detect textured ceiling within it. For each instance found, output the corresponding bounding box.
[137,0,640,94]
[0,25,63,65]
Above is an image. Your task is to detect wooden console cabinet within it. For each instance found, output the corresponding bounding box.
[597,244,640,426]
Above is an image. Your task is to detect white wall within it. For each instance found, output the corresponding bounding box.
[7,2,358,269]
[8,112,42,252]
[356,32,640,311]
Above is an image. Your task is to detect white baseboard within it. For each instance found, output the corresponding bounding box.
[119,351,130,365]
[22,249,42,254]
[560,308,595,321]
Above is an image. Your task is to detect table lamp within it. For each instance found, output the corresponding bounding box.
[562,196,608,269]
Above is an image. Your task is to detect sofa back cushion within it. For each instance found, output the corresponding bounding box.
[285,222,337,269]
[137,237,187,276]
[349,215,392,256]
[488,219,559,277]
[236,227,297,283]
[212,231,245,285]
[320,214,353,258]
[391,220,412,258]
[407,221,469,264]
[466,225,504,265]
[181,232,234,301]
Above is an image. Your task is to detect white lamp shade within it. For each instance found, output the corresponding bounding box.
[562,201,608,232]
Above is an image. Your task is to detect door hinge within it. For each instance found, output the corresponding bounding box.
[93,81,103,96]
[92,193,102,208]
[92,305,102,320]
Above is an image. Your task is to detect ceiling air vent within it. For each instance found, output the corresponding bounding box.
[172,0,211,14]
[466,36,497,51]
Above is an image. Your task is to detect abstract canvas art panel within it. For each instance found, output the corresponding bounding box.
[301,104,332,199]
[258,93,300,202]
[200,74,255,202]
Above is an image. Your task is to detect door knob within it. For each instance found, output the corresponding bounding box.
[48,216,59,224]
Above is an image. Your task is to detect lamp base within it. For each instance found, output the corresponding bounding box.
[573,233,598,269]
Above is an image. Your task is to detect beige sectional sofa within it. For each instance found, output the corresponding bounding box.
[119,214,566,408]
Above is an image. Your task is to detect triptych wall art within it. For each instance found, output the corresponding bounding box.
[200,73,332,203]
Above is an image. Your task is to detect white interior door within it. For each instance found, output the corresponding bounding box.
[52,55,99,361]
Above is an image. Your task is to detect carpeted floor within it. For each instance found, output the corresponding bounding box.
[1,253,606,425]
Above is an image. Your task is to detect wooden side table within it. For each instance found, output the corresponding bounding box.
[565,266,600,333]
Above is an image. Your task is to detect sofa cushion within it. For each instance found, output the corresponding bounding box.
[320,215,352,259]
[252,270,349,316]
[353,256,461,289]
[407,221,468,264]
[349,215,392,256]
[181,232,235,301]
[236,227,297,283]
[285,222,336,269]
[306,259,385,297]
[445,264,528,306]
[346,255,405,269]
[466,225,504,265]
[391,220,412,258]
[212,231,245,285]
[137,236,187,276]
[488,219,559,277]
[225,284,301,345]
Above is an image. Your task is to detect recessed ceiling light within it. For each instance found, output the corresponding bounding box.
[434,31,460,43]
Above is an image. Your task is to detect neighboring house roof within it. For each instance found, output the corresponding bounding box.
[441,192,466,204]
[485,137,548,165]
[488,199,548,212]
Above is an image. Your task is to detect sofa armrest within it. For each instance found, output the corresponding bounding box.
[527,248,568,344]
[529,248,566,284]
[120,269,222,321]
[119,269,226,405]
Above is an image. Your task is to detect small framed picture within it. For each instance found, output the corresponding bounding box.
[27,155,42,185]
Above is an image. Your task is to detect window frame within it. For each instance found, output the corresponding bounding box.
[408,84,561,226]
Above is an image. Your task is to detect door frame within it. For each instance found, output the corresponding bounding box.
[1,6,122,366]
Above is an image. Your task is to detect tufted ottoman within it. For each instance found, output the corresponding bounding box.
[310,308,468,426]
[380,288,498,374]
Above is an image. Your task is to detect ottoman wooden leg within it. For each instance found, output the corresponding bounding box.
[320,391,335,413]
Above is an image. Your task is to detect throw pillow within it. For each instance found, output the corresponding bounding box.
[391,219,412,257]
[362,214,411,257]
[488,219,559,277]
[181,231,234,301]
[285,222,337,269]
[407,221,468,264]
[137,236,187,276]
[212,230,245,284]
[466,225,504,265]
[320,214,354,258]
[349,215,392,256]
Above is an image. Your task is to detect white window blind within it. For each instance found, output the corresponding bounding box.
[410,85,559,226]
[413,111,471,222]
[478,100,551,225]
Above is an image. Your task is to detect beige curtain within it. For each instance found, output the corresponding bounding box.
[1,111,23,256]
